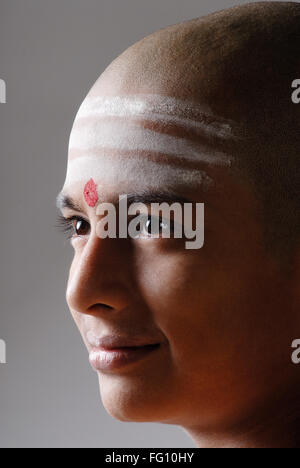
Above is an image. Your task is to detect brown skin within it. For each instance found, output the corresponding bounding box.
[60,2,300,447]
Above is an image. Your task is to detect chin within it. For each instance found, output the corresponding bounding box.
[97,372,179,423]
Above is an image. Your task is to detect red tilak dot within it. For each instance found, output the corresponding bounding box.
[84,179,98,207]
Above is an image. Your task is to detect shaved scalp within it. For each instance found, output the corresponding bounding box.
[84,2,300,261]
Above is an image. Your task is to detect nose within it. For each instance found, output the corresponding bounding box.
[66,235,134,316]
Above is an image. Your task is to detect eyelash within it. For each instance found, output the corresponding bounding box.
[56,214,180,241]
[56,215,88,240]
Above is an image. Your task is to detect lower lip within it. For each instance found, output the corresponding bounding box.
[89,344,161,372]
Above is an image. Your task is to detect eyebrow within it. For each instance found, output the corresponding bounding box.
[56,190,193,213]
[56,192,83,213]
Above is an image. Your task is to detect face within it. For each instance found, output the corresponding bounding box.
[58,93,295,431]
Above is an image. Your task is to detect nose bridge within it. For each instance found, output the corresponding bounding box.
[67,235,134,314]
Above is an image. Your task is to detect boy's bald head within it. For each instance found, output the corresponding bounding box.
[93,2,300,128]
[75,2,300,261]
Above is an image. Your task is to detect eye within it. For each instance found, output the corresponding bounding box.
[56,215,90,239]
[73,218,90,236]
[140,215,175,237]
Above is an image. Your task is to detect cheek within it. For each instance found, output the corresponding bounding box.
[135,249,192,303]
[134,249,207,351]
[133,246,266,369]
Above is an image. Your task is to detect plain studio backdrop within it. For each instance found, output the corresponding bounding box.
[0,0,293,448]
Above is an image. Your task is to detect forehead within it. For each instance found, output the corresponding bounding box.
[73,94,234,138]
[64,94,239,196]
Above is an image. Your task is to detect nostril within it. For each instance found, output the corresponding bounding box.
[87,303,114,313]
[101,303,114,310]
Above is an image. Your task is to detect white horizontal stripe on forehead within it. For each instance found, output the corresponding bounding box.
[64,154,214,191]
[76,95,235,140]
[69,119,233,167]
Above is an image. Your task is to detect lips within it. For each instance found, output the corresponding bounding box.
[87,333,162,372]
[87,332,161,349]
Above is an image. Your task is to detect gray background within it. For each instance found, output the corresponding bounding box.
[0,0,292,448]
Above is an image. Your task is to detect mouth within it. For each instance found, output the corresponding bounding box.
[89,343,162,373]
